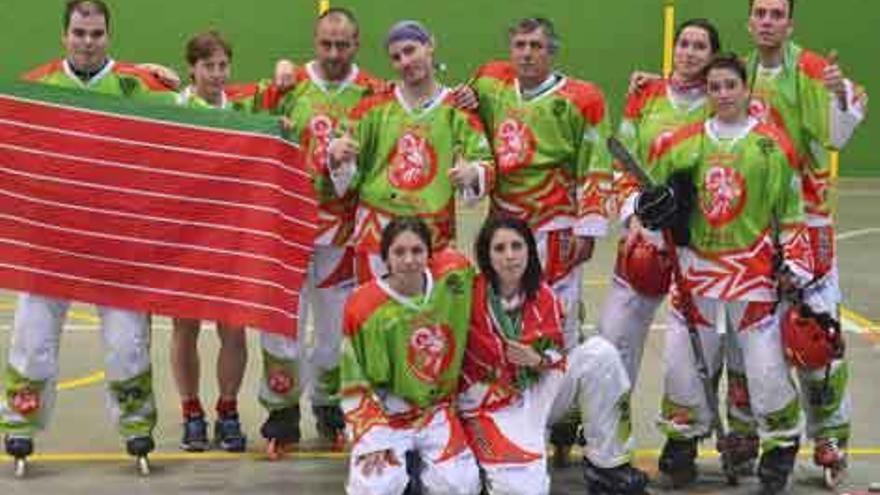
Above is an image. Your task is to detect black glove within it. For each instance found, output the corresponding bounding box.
[635,185,676,230]
[635,172,695,247]
[667,172,695,246]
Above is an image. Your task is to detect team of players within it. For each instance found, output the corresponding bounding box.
[0,0,868,493]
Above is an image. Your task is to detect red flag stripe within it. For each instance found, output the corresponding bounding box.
[0,118,313,198]
[0,152,314,232]
[0,184,313,254]
[0,265,299,332]
[0,95,303,166]
[0,240,300,306]
[0,89,314,336]
[0,212,306,277]
[0,235,302,298]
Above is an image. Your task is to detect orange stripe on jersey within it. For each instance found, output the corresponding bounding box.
[113,62,176,91]
[442,92,485,132]
[353,69,387,94]
[798,49,829,82]
[225,82,259,102]
[755,122,800,171]
[647,120,704,164]
[350,90,397,120]
[21,60,63,82]
[557,79,606,126]
[343,281,391,337]
[430,248,472,279]
[475,60,517,84]
[624,79,667,119]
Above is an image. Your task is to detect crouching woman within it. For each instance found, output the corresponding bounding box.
[340,216,481,495]
[458,215,648,495]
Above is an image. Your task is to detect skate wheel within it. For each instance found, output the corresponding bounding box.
[137,456,150,476]
[13,458,26,478]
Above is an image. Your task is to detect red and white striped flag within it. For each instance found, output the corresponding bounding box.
[0,82,316,336]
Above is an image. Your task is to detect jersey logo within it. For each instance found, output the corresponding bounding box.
[749,98,770,122]
[305,114,336,174]
[388,131,438,190]
[494,117,536,173]
[407,323,455,384]
[701,165,747,227]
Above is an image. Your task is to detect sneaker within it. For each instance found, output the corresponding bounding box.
[214,414,247,452]
[180,415,210,452]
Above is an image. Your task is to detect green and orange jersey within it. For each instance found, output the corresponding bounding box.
[647,117,813,302]
[342,85,494,254]
[23,58,176,104]
[615,78,708,218]
[175,83,264,113]
[261,62,385,246]
[340,249,475,445]
[746,41,868,226]
[471,60,613,236]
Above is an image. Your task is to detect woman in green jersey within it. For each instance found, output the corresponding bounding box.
[340,216,480,495]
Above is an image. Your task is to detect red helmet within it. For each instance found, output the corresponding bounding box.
[781,304,843,369]
[614,235,673,297]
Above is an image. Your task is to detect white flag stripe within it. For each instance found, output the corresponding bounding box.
[0,140,315,206]
[0,188,315,253]
[0,212,305,276]
[0,94,302,151]
[0,162,315,231]
[0,237,300,297]
[0,262,300,320]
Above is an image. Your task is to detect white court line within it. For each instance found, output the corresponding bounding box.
[837,227,880,241]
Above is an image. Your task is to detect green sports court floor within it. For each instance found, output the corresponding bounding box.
[0,178,878,494]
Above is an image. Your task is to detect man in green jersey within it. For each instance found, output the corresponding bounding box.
[0,0,175,472]
[328,20,493,280]
[745,0,867,485]
[255,8,388,457]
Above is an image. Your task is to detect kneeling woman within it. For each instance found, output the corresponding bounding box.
[458,215,648,495]
[340,216,481,495]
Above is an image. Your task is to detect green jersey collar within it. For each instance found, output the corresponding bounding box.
[177,85,229,110]
[394,84,449,116]
[305,60,360,96]
[376,269,435,310]
[62,58,115,88]
[515,71,565,104]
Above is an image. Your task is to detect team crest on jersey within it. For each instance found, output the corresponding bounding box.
[748,98,770,121]
[494,117,536,173]
[701,165,747,227]
[388,131,438,190]
[307,114,336,173]
[407,323,455,384]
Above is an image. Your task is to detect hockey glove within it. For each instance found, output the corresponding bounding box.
[635,185,676,231]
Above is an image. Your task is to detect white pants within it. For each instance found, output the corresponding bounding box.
[301,245,354,406]
[458,337,635,495]
[347,405,481,495]
[550,336,635,468]
[0,292,153,437]
[535,229,585,350]
[597,278,664,385]
[658,298,803,448]
[796,272,852,441]
[259,245,352,410]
